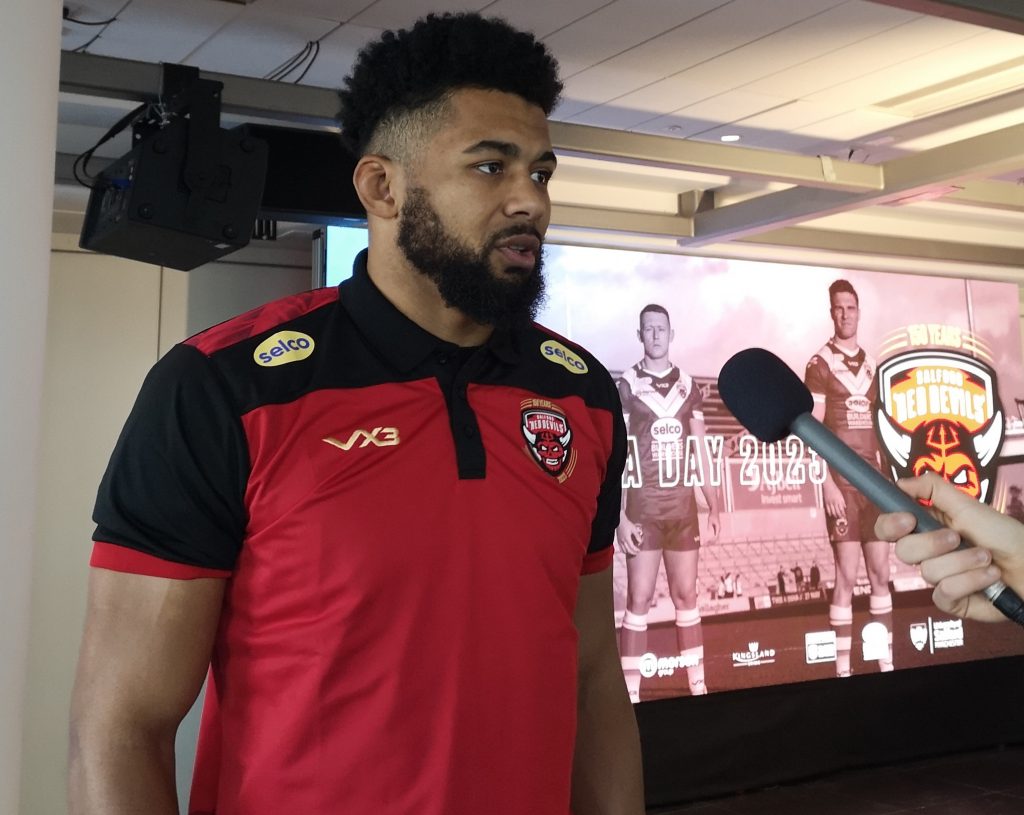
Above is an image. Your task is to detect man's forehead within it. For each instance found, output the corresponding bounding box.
[641,313,670,327]
[442,88,553,151]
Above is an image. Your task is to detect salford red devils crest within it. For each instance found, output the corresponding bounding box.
[875,349,1003,503]
[521,401,577,480]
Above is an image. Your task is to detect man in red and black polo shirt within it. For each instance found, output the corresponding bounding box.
[68,13,644,815]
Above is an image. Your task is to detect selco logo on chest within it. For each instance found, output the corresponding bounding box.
[254,331,315,367]
[650,418,684,441]
[540,340,588,375]
[845,395,870,413]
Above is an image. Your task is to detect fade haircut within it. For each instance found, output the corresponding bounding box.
[639,303,671,328]
[828,278,859,307]
[338,13,563,162]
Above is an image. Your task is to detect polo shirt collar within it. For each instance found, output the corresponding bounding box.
[339,249,522,371]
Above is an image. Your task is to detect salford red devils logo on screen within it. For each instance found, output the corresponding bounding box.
[521,400,576,480]
[875,349,1004,503]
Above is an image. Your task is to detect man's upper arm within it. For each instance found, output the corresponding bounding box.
[574,567,617,672]
[71,568,225,738]
[805,356,827,423]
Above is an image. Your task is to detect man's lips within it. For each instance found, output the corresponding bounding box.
[495,234,541,269]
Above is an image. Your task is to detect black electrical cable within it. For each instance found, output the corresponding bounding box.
[64,13,120,25]
[73,32,103,52]
[72,101,149,188]
[67,0,133,53]
[264,42,313,82]
[293,40,321,84]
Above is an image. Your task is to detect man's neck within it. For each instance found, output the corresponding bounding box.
[831,336,860,356]
[641,357,672,373]
[366,242,494,347]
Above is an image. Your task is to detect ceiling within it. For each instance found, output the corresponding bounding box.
[55,0,1024,277]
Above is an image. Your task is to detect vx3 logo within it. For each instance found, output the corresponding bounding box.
[323,427,400,451]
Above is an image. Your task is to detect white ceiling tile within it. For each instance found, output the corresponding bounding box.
[897,107,1024,151]
[632,90,793,138]
[250,0,377,22]
[729,98,850,131]
[540,0,735,77]
[550,97,596,121]
[84,0,243,64]
[182,8,342,77]
[746,15,997,98]
[566,102,666,130]
[287,23,383,88]
[348,0,493,30]
[557,0,846,113]
[803,29,1024,111]
[480,0,613,39]
[582,72,733,123]
[665,0,918,93]
[792,108,911,140]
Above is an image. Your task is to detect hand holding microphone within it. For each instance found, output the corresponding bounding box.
[718,347,1024,627]
[876,474,1024,623]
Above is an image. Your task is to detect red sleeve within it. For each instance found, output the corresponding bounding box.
[91,541,232,579]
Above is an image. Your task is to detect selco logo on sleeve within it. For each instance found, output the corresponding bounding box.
[254,331,316,367]
[540,340,588,375]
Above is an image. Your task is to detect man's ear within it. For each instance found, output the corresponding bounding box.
[353,155,401,219]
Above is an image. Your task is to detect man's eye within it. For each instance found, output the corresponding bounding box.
[531,169,553,185]
[476,162,502,175]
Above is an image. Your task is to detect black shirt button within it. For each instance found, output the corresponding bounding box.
[437,354,449,365]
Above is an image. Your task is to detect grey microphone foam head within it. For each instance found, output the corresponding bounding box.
[718,348,814,442]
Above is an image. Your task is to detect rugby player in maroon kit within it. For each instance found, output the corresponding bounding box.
[805,279,894,677]
[617,304,721,700]
[68,13,643,815]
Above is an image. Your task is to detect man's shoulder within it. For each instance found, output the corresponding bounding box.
[525,321,614,381]
[806,342,835,368]
[185,287,340,358]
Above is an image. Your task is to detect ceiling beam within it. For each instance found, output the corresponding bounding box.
[547,122,882,192]
[60,51,882,194]
[59,51,343,127]
[943,179,1024,211]
[549,203,1024,268]
[737,226,1024,269]
[687,121,1024,245]
[551,204,694,239]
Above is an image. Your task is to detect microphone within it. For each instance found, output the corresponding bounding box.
[718,347,1024,627]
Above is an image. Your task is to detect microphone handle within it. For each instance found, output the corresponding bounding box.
[790,413,1024,627]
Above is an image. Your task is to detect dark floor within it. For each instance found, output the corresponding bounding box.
[647,743,1024,815]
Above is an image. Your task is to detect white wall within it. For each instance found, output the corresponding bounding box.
[21,226,310,815]
[1,3,62,812]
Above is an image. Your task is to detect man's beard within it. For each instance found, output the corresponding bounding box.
[396,186,546,329]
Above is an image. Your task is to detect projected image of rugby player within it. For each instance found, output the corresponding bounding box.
[616,304,721,700]
[805,279,893,677]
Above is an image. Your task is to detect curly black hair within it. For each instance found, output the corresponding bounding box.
[338,13,563,157]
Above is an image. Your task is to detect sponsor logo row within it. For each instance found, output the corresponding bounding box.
[636,619,965,678]
[805,617,964,664]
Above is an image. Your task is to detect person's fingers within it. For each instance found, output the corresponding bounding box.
[913,544,990,585]
[932,573,1005,623]
[893,527,962,566]
[895,473,977,515]
[874,511,916,543]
